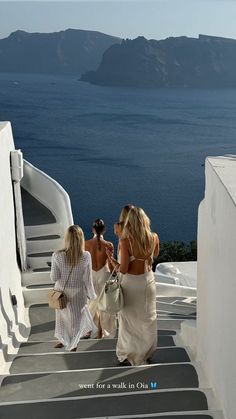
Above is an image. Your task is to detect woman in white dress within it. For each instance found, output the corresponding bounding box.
[85,219,117,339]
[50,225,97,352]
[108,207,159,366]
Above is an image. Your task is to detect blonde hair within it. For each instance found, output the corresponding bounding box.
[63,225,85,266]
[119,204,134,224]
[122,207,154,255]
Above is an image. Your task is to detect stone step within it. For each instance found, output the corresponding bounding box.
[157,313,196,320]
[158,296,196,303]
[28,323,179,342]
[19,335,176,354]
[75,413,219,419]
[23,287,52,307]
[27,252,54,258]
[157,302,197,316]
[27,304,177,342]
[27,252,53,269]
[157,319,187,329]
[27,235,61,241]
[0,390,209,419]
[24,223,63,239]
[25,298,195,319]
[22,270,51,287]
[0,363,199,402]
[26,236,62,254]
[10,347,190,374]
[26,284,52,289]
[27,326,176,342]
[32,267,51,272]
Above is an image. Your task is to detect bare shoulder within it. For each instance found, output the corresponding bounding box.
[85,239,92,249]
[152,232,159,243]
[104,240,114,250]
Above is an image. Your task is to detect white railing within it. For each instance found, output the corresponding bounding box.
[21,160,74,231]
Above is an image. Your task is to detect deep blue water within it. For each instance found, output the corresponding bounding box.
[1,73,236,243]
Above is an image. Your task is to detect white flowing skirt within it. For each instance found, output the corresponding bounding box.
[89,266,117,338]
[116,271,157,366]
[55,288,97,351]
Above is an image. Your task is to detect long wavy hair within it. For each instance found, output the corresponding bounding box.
[122,207,154,255]
[119,204,134,224]
[63,225,85,266]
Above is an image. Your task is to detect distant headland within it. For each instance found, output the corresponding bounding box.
[0,29,121,75]
[1,30,236,88]
[80,34,236,88]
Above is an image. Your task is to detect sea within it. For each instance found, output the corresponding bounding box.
[1,73,236,243]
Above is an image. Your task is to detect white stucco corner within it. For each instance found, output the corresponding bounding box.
[0,122,29,373]
[197,155,236,419]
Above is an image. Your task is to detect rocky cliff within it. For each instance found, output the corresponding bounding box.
[0,29,121,75]
[81,34,236,87]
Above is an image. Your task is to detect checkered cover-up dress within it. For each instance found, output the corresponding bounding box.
[50,250,97,350]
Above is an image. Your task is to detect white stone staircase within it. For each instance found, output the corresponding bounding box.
[0,301,224,419]
[20,187,64,305]
[0,171,223,418]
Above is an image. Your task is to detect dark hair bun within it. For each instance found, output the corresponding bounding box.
[93,219,105,230]
[92,219,105,250]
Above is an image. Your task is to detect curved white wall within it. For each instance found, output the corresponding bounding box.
[0,122,29,373]
[21,159,73,232]
[197,156,236,419]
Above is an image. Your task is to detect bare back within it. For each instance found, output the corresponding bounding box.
[119,233,159,275]
[85,238,113,271]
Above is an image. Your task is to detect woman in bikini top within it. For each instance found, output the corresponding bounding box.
[108,206,160,367]
[108,207,159,275]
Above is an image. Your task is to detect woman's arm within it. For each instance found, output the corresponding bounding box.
[50,252,61,283]
[153,233,160,258]
[105,242,115,271]
[119,239,130,274]
[106,248,120,271]
[84,252,97,300]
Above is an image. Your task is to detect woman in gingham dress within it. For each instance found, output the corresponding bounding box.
[50,225,97,351]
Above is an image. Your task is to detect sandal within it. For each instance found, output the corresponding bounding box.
[117,359,131,367]
[82,331,92,339]
[54,342,64,348]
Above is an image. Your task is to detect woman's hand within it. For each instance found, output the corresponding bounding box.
[113,263,120,273]
[106,248,113,259]
[106,248,120,271]
[114,222,123,237]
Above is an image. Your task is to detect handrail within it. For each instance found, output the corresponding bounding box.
[21,160,73,231]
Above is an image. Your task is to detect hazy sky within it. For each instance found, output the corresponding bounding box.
[1,0,236,41]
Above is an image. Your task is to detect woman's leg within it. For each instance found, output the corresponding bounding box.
[95,314,103,339]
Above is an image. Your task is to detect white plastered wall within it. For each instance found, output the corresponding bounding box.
[0,122,29,373]
[197,156,236,419]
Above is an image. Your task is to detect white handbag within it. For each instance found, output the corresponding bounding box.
[98,270,124,314]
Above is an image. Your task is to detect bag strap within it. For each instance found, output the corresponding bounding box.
[107,268,121,283]
[61,267,73,292]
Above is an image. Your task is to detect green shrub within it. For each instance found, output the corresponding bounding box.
[153,240,197,270]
